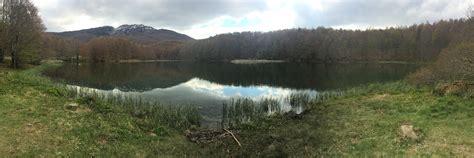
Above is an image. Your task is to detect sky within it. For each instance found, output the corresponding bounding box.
[32,0,472,39]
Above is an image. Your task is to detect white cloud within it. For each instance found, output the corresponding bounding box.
[33,0,472,39]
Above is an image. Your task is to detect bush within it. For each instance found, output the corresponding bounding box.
[408,42,474,85]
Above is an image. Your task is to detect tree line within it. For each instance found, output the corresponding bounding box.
[1,0,473,67]
[37,14,474,64]
[42,35,184,62]
[0,0,44,68]
[171,19,473,62]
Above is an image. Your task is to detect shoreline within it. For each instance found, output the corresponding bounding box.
[0,65,472,156]
[230,59,286,64]
[117,59,183,63]
[50,58,422,65]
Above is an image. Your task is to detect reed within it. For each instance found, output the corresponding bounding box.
[68,86,201,130]
[221,91,344,128]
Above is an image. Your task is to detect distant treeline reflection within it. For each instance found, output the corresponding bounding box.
[44,62,419,91]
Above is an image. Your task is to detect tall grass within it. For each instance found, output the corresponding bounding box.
[68,86,201,130]
[221,91,344,128]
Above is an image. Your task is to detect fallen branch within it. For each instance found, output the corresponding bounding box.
[223,128,241,147]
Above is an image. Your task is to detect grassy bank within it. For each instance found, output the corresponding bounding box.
[0,64,202,157]
[0,64,472,156]
[202,82,474,157]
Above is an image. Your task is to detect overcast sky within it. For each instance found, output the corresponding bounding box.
[32,0,472,39]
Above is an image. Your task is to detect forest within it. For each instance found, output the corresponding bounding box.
[35,18,473,64]
[173,19,473,62]
[1,0,472,87]
[38,16,474,86]
[41,35,184,62]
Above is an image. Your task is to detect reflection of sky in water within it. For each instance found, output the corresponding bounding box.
[70,78,318,127]
[71,77,318,108]
[183,78,309,100]
[72,77,318,109]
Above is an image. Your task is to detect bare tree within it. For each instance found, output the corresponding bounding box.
[468,1,474,20]
[0,0,9,63]
[1,0,44,68]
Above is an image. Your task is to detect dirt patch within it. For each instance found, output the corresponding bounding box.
[370,94,390,101]
[185,128,239,144]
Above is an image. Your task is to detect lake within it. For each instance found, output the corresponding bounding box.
[44,62,419,127]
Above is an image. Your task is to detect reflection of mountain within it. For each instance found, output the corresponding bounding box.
[45,62,419,91]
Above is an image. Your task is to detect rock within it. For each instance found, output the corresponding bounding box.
[65,103,79,111]
[269,134,278,139]
[148,132,157,137]
[284,111,303,120]
[400,124,419,140]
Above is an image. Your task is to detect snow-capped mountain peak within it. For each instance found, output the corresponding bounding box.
[115,24,156,34]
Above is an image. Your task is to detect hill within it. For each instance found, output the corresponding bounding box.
[51,24,194,43]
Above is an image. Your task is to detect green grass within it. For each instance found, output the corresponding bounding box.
[0,63,472,157]
[203,82,474,157]
[0,64,203,157]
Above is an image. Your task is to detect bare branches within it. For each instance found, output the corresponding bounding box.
[468,0,474,20]
[0,0,43,67]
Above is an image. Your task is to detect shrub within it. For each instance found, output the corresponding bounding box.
[407,42,474,86]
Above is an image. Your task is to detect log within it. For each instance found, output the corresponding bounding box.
[223,128,241,147]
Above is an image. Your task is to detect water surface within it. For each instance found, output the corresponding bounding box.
[44,62,419,127]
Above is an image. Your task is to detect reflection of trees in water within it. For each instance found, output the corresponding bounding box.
[45,62,419,91]
[44,62,194,91]
[187,63,420,90]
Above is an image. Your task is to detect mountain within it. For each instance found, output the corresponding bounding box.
[51,24,194,43]
[113,24,193,43]
[52,26,115,42]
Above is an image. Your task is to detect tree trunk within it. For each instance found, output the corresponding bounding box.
[11,48,16,69]
[76,52,79,66]
[0,49,4,63]
[11,35,19,69]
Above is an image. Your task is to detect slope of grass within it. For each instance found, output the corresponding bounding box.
[1,63,472,157]
[0,65,202,157]
[202,82,474,157]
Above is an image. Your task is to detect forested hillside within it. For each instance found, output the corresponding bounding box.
[41,24,188,62]
[171,19,472,62]
[41,18,473,63]
[79,37,184,62]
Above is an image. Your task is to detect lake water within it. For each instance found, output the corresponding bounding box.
[44,62,419,127]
